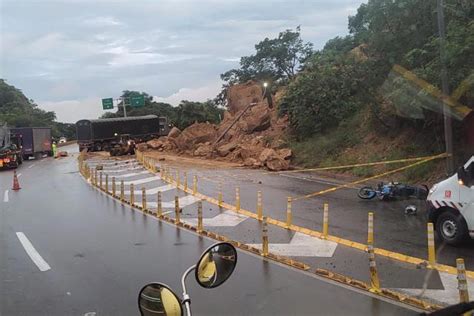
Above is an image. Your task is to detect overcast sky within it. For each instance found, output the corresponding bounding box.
[1,0,365,123]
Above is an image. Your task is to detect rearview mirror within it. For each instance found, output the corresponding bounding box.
[138,283,183,316]
[195,242,237,289]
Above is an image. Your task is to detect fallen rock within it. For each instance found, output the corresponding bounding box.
[278,148,292,160]
[147,138,164,149]
[266,157,290,171]
[217,142,238,157]
[193,144,213,157]
[136,143,149,151]
[258,148,278,163]
[243,158,262,168]
[175,122,217,150]
[240,103,271,133]
[168,127,181,138]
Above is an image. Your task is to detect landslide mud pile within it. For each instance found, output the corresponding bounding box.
[140,81,291,171]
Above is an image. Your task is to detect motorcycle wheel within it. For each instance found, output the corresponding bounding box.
[358,187,377,199]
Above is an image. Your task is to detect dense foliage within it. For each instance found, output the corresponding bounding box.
[102,90,224,130]
[0,79,76,139]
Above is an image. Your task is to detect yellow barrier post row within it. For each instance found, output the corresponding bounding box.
[197,200,203,233]
[322,203,329,239]
[120,180,124,201]
[427,223,437,268]
[368,212,374,246]
[286,197,292,229]
[130,183,135,206]
[142,187,147,211]
[262,216,269,257]
[112,177,116,197]
[175,196,181,224]
[193,175,197,195]
[235,187,241,211]
[105,174,109,193]
[456,258,470,303]
[257,191,263,221]
[157,191,162,217]
[218,183,223,208]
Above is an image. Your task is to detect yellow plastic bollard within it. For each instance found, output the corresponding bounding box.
[322,203,329,239]
[262,216,269,257]
[112,177,116,196]
[218,183,223,208]
[142,187,147,211]
[157,191,162,217]
[368,244,381,293]
[100,172,103,190]
[105,174,109,193]
[160,165,164,178]
[175,196,181,224]
[130,183,135,206]
[183,171,188,191]
[176,170,180,188]
[456,258,470,303]
[427,223,436,268]
[192,175,197,195]
[257,191,263,220]
[95,170,98,187]
[235,187,241,211]
[368,212,374,246]
[286,197,293,228]
[197,200,203,233]
[120,180,124,201]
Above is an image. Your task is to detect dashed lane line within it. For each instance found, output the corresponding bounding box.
[27,163,36,169]
[105,170,150,178]
[122,175,161,186]
[3,190,9,202]
[126,184,175,195]
[16,232,51,272]
[17,173,22,178]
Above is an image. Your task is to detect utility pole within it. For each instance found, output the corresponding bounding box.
[437,0,454,174]
[121,97,128,118]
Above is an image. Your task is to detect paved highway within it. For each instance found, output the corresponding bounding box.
[0,146,418,315]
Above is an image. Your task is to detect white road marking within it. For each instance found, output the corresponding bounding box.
[248,232,338,257]
[17,173,22,178]
[107,170,149,178]
[3,190,9,202]
[137,195,200,209]
[123,175,161,185]
[28,163,36,169]
[126,184,175,195]
[100,166,143,173]
[394,272,474,306]
[183,211,248,227]
[16,232,51,272]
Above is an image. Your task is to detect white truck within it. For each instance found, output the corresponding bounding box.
[427,156,474,245]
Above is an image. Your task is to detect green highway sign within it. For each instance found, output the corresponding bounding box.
[130,95,145,107]
[102,98,114,110]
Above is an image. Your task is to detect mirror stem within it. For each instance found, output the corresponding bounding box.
[181,265,196,316]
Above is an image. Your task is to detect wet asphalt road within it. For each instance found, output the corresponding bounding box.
[0,146,418,315]
[187,166,474,269]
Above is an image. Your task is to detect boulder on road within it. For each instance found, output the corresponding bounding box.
[175,122,217,150]
[147,138,164,150]
[193,144,213,157]
[136,143,149,151]
[168,127,181,138]
[258,148,278,164]
[277,148,293,160]
[266,157,290,171]
[217,142,238,157]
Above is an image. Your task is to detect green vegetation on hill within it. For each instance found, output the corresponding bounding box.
[0,79,76,139]
[218,0,474,178]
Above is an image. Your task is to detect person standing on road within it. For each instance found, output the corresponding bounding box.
[52,142,57,158]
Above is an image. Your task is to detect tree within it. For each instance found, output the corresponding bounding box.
[174,100,223,130]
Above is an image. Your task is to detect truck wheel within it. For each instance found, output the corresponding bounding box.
[436,211,469,245]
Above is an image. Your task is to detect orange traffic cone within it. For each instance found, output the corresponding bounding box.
[12,170,21,191]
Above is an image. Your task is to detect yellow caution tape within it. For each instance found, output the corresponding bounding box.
[269,154,447,174]
[292,153,448,201]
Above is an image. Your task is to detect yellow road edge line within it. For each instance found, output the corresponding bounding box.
[137,152,474,280]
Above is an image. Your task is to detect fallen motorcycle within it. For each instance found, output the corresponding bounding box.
[138,242,237,316]
[358,182,428,201]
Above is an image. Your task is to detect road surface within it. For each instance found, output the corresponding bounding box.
[0,146,418,315]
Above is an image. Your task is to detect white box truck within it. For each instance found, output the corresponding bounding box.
[427,156,474,245]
